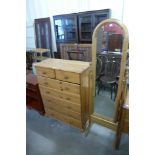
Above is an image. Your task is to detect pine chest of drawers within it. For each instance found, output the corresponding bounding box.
[34,58,92,130]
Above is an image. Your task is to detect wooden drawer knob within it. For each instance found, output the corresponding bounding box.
[64,76,69,80]
[44,82,48,85]
[67,106,71,109]
[66,97,70,100]
[46,91,50,94]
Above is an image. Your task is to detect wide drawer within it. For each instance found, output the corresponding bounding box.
[39,85,81,104]
[45,108,82,129]
[35,66,55,78]
[56,70,80,84]
[42,94,81,113]
[44,102,81,120]
[37,76,80,94]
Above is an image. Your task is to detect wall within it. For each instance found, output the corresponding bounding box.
[26,0,125,52]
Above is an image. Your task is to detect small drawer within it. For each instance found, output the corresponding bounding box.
[37,76,60,89]
[35,67,55,78]
[56,70,80,84]
[62,81,80,94]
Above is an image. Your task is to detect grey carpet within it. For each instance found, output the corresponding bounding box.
[26,109,129,155]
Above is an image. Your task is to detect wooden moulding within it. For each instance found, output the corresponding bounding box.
[60,43,92,62]
[91,18,129,126]
[91,114,118,131]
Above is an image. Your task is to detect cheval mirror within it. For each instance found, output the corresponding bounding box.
[90,19,129,130]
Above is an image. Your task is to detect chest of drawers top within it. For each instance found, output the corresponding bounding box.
[34,58,91,74]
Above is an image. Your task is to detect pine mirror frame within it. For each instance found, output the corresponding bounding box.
[90,18,129,130]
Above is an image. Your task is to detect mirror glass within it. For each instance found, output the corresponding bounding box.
[94,22,124,119]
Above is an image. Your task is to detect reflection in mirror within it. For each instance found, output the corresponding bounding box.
[94,22,124,119]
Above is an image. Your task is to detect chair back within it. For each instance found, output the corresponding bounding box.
[97,54,108,75]
[104,60,120,78]
[96,56,102,77]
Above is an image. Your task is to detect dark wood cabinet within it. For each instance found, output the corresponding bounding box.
[53,9,111,55]
[34,17,53,57]
[78,9,110,42]
[78,14,92,42]
[53,14,78,53]
[54,14,78,43]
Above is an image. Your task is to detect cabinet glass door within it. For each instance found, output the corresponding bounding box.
[55,19,64,41]
[64,17,77,41]
[94,14,108,28]
[79,16,92,41]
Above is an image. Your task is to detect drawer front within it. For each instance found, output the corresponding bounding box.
[62,81,80,94]
[39,85,81,104]
[45,108,82,129]
[38,76,80,95]
[56,70,80,84]
[37,76,60,89]
[44,102,81,120]
[35,67,55,78]
[42,94,81,113]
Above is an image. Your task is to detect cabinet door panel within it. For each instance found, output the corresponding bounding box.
[35,17,53,57]
[78,15,92,42]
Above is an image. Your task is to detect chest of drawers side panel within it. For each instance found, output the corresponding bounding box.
[80,68,91,129]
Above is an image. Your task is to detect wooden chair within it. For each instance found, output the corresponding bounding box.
[97,59,120,100]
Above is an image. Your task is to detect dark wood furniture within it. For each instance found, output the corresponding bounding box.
[34,17,53,57]
[60,43,92,62]
[78,9,110,42]
[53,9,111,57]
[26,72,45,115]
[115,90,129,149]
[53,13,78,54]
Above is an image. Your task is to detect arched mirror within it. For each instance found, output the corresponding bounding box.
[90,19,129,129]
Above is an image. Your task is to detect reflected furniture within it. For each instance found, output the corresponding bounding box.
[97,59,120,100]
[34,58,91,130]
[26,72,45,115]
